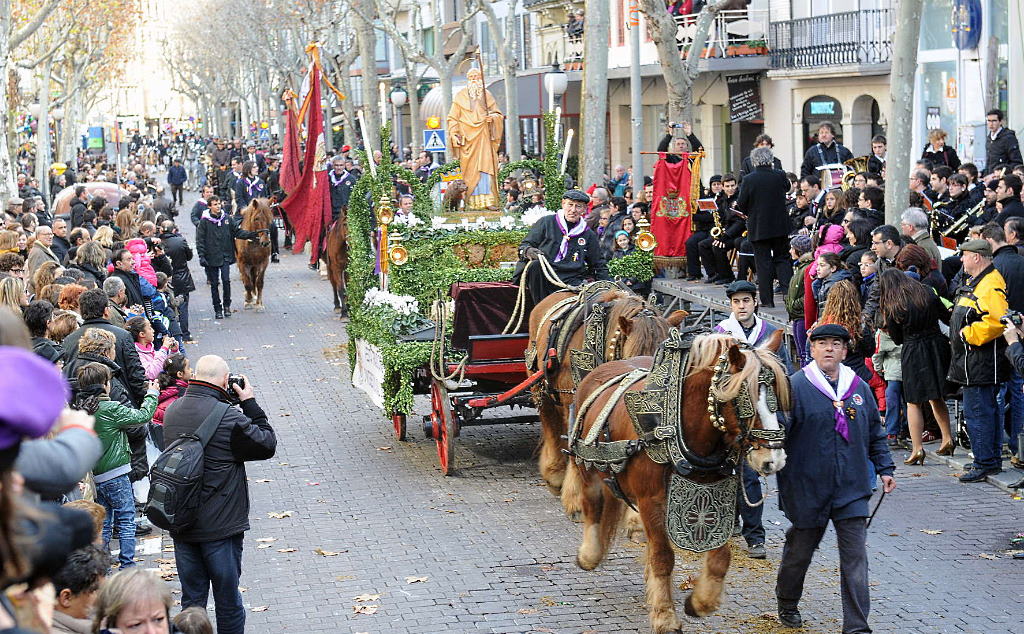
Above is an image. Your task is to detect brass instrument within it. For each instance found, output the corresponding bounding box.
[710,201,726,239]
[841,156,870,190]
[634,217,657,251]
[942,198,987,240]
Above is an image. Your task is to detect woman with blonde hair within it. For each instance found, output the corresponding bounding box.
[92,567,173,634]
[92,225,116,249]
[0,230,19,255]
[0,276,28,311]
[30,260,62,294]
[69,241,108,286]
[114,207,136,238]
[921,128,961,169]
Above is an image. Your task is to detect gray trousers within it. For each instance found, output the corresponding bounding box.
[776,516,871,634]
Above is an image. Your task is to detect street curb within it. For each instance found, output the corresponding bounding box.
[923,447,1024,494]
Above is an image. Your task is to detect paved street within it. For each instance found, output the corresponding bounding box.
[140,186,1024,634]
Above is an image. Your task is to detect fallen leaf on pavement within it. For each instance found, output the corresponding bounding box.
[262,344,275,348]
[234,356,248,360]
[921,529,943,535]
[154,558,175,565]
[353,593,381,602]
[277,548,298,553]
[279,412,292,417]
[253,479,272,483]
[978,553,997,560]
[404,576,428,584]
[267,511,294,519]
[335,575,356,581]
[251,606,269,613]
[377,446,392,451]
[255,537,277,543]
[517,608,538,615]
[257,544,273,549]
[314,547,344,556]
[352,605,378,615]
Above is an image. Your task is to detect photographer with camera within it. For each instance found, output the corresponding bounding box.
[161,355,277,634]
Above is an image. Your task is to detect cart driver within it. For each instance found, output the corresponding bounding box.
[515,189,609,303]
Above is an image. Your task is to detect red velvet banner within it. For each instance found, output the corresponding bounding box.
[279,105,301,197]
[280,65,332,259]
[650,158,693,257]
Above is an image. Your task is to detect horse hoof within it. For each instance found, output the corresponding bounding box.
[575,554,598,571]
[333,307,342,314]
[567,510,582,523]
[683,595,699,618]
[256,305,265,313]
[545,482,562,497]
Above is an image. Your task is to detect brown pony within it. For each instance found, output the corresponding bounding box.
[321,212,348,315]
[571,332,789,633]
[234,198,273,312]
[528,287,686,516]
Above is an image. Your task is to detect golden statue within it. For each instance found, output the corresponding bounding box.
[446,67,504,210]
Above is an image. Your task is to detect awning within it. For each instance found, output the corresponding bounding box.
[419,81,466,123]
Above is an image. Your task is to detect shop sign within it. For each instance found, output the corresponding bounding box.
[725,74,762,122]
[926,106,941,131]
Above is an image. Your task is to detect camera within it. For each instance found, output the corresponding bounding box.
[227,374,246,402]
[1001,310,1024,328]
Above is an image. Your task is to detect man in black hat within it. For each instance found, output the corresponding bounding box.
[516,190,609,303]
[776,323,895,632]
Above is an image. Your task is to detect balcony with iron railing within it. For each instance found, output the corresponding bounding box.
[769,9,892,70]
[674,9,770,60]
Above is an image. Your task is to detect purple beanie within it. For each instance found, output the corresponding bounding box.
[790,234,812,255]
[0,346,69,450]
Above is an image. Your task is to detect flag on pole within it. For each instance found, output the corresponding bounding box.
[279,98,301,196]
[280,63,331,260]
[650,158,695,257]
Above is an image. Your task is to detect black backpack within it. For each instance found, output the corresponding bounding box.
[145,402,229,532]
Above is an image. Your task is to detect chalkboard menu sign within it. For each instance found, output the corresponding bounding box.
[726,74,762,123]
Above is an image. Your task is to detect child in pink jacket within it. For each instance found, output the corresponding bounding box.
[126,315,178,380]
[125,238,158,287]
[807,223,846,278]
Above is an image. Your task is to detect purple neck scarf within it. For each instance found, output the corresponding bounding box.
[554,209,587,262]
[804,362,858,442]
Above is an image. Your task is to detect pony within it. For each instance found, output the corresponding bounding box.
[528,286,686,516]
[321,212,348,316]
[571,332,789,633]
[234,198,273,311]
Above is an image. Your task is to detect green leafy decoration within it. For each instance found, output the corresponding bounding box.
[607,249,654,283]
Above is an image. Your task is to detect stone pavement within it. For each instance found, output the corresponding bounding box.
[137,184,1024,634]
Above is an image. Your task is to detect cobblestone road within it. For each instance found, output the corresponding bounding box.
[143,186,1024,633]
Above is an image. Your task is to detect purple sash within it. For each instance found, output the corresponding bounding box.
[804,365,859,442]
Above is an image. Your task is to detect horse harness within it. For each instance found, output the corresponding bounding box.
[565,328,786,551]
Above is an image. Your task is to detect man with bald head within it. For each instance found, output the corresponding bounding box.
[162,354,277,634]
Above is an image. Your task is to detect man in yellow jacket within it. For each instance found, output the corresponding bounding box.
[948,239,1011,482]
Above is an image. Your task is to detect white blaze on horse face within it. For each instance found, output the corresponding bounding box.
[748,387,786,476]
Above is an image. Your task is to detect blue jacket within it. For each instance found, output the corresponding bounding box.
[167,164,187,185]
[777,368,894,528]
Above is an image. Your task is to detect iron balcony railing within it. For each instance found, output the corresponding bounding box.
[769,9,892,69]
[674,9,770,58]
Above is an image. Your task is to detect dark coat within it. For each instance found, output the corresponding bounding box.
[948,264,1010,386]
[110,268,147,311]
[515,213,609,285]
[799,141,854,178]
[63,351,132,407]
[994,198,1024,226]
[739,155,783,178]
[31,337,62,363]
[190,199,208,226]
[195,211,256,268]
[163,381,276,542]
[233,177,266,211]
[329,171,357,211]
[777,369,894,528]
[167,165,187,186]
[51,235,70,264]
[993,244,1024,312]
[867,154,885,174]
[69,199,87,229]
[920,144,961,170]
[66,262,106,287]
[986,127,1023,170]
[736,165,790,241]
[159,231,196,294]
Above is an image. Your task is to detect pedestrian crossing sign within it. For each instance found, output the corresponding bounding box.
[423,129,447,152]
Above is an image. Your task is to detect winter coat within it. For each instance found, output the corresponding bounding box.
[167,164,187,186]
[69,199,87,229]
[61,319,148,406]
[948,264,1010,386]
[92,390,158,480]
[64,352,133,408]
[195,210,257,268]
[986,127,1023,170]
[25,242,59,277]
[656,132,704,164]
[66,262,107,287]
[125,238,158,286]
[135,342,170,380]
[920,144,961,170]
[807,224,846,278]
[994,198,1024,226]
[859,273,877,308]
[777,368,894,528]
[153,380,187,427]
[800,140,854,178]
[163,381,277,542]
[737,165,790,242]
[786,253,813,321]
[158,230,196,295]
[811,268,854,317]
[190,199,208,226]
[515,213,609,285]
[872,330,903,382]
[109,268,151,318]
[234,176,266,211]
[992,244,1024,311]
[31,336,62,363]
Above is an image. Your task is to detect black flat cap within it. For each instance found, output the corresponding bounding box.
[725,280,757,298]
[808,323,851,341]
[563,189,590,203]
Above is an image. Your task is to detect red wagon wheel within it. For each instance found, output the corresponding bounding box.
[427,379,457,475]
[392,414,407,441]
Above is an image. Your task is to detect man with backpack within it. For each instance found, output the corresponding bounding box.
[159,355,277,634]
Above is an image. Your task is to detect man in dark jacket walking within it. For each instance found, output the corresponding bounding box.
[159,220,196,340]
[196,195,260,319]
[515,190,609,303]
[167,159,188,206]
[985,109,1023,171]
[738,147,792,307]
[69,186,88,229]
[163,355,276,634]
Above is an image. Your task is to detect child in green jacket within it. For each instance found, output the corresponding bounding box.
[74,362,158,569]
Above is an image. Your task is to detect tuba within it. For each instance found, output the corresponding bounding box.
[841,156,870,190]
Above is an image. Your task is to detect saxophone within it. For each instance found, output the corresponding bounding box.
[710,203,724,238]
[942,198,987,239]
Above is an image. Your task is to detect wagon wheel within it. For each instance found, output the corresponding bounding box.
[428,379,457,475]
[392,414,407,441]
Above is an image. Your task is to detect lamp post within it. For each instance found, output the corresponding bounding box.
[390,88,407,151]
[543,65,568,146]
[51,107,63,162]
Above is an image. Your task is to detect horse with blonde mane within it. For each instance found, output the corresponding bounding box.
[235,198,273,311]
[569,331,790,633]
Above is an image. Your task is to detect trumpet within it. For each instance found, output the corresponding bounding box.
[942,199,987,239]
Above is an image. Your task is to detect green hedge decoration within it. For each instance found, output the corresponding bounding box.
[607,249,654,282]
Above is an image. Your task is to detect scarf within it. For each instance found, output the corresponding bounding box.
[553,209,587,262]
[329,170,349,187]
[803,361,858,442]
[714,315,766,346]
[245,177,264,198]
[202,210,226,226]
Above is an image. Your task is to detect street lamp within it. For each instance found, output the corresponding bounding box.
[390,88,408,150]
[543,64,568,113]
[390,89,407,108]
[27,102,41,117]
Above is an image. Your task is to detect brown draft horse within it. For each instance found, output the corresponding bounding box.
[321,212,348,316]
[234,198,273,312]
[572,332,789,634]
[528,287,687,516]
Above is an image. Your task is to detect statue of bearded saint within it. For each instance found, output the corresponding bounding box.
[446,67,505,211]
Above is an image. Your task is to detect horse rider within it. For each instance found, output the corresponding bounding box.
[516,189,609,304]
[775,323,895,632]
[713,280,790,561]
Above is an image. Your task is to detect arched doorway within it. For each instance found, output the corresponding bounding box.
[802,95,843,152]
[849,95,883,156]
